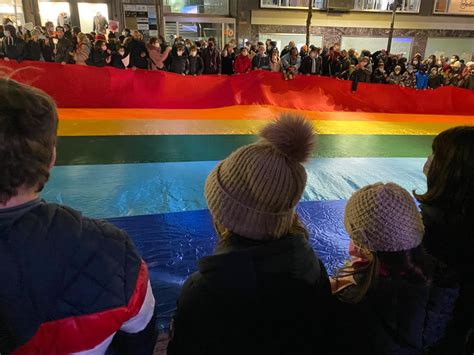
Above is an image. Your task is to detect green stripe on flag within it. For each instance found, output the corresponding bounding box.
[56,134,434,166]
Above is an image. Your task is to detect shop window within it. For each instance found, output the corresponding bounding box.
[0,0,25,25]
[164,0,229,15]
[78,3,108,34]
[353,0,420,12]
[164,20,234,48]
[39,1,71,26]
[341,36,413,56]
[260,0,325,9]
[433,0,474,14]
[425,37,474,62]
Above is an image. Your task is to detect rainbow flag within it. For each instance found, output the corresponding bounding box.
[4,62,474,328]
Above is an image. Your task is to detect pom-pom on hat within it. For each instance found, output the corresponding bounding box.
[205,114,315,240]
[344,182,424,252]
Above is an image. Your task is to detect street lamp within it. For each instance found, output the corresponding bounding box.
[386,0,402,54]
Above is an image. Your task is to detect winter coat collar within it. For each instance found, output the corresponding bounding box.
[197,234,321,290]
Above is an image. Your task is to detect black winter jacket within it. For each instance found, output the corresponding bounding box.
[110,52,127,69]
[24,40,42,61]
[300,56,322,75]
[168,234,332,355]
[87,48,108,67]
[428,74,443,89]
[332,258,459,355]
[188,55,204,75]
[40,38,54,62]
[221,52,235,75]
[421,203,474,354]
[169,55,189,74]
[127,39,148,69]
[54,37,73,63]
[0,202,156,354]
[1,37,25,61]
[201,47,221,74]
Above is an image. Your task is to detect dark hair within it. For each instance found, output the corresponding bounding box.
[190,45,197,52]
[149,37,158,45]
[335,246,434,303]
[108,32,116,39]
[290,47,298,56]
[415,126,474,217]
[72,26,81,35]
[176,44,185,51]
[56,26,64,32]
[0,79,58,204]
[95,40,106,49]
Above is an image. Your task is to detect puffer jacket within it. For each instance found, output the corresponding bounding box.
[0,202,157,354]
[331,256,459,355]
[168,234,333,355]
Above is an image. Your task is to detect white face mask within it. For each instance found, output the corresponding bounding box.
[4,30,11,37]
[118,50,125,56]
[122,31,127,36]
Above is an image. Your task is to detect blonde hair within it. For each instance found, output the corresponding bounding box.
[214,213,309,246]
[77,32,89,44]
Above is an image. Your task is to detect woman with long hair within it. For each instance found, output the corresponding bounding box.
[415,126,474,354]
[168,115,332,355]
[72,32,90,65]
[331,183,459,354]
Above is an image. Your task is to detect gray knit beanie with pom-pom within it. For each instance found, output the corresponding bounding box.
[205,114,315,240]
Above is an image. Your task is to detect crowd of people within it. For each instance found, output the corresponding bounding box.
[1,18,473,90]
[1,76,473,354]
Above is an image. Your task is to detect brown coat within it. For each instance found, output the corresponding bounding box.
[73,42,91,65]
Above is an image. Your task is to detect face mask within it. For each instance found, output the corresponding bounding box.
[122,31,127,36]
[118,50,125,56]
[413,60,418,65]
[177,51,184,56]
[154,43,160,48]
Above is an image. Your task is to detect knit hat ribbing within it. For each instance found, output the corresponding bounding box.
[205,114,315,240]
[344,183,424,252]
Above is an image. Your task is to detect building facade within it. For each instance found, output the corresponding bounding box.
[1,0,472,59]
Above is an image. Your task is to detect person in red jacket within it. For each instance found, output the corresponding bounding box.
[233,47,252,74]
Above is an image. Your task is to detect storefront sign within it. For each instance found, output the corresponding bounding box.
[448,0,474,14]
[123,4,158,37]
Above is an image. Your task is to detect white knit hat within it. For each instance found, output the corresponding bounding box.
[344,182,424,252]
